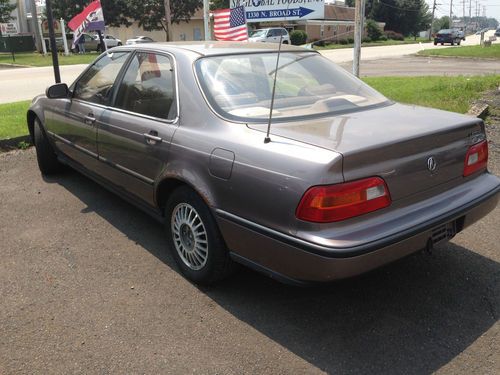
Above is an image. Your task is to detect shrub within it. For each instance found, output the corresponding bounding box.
[379,34,388,41]
[338,39,349,45]
[290,30,308,45]
[347,37,354,44]
[384,30,404,41]
[366,19,383,41]
[362,37,372,43]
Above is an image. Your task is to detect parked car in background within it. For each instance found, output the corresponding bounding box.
[456,29,465,41]
[126,36,155,45]
[28,42,499,285]
[495,28,500,37]
[102,35,122,48]
[434,29,462,45]
[249,28,290,44]
[71,33,100,53]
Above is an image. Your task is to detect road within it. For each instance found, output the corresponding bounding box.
[0,144,498,373]
[339,55,500,77]
[0,30,497,104]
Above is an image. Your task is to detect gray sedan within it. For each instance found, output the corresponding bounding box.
[27,42,500,285]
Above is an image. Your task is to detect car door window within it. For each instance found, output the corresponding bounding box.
[73,51,130,105]
[114,52,176,120]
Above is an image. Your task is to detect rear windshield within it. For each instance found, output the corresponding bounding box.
[195,52,389,122]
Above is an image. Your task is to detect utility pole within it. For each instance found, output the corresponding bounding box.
[450,0,453,24]
[429,0,437,40]
[164,0,173,41]
[352,0,364,77]
[469,0,472,32]
[29,0,43,53]
[203,0,210,40]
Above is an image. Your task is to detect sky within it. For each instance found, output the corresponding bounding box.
[425,0,500,23]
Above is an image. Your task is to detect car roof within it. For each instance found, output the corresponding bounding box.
[113,41,309,56]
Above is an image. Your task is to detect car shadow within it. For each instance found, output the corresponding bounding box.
[46,170,499,374]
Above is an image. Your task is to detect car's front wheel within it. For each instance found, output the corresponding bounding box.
[165,186,235,285]
[33,118,62,175]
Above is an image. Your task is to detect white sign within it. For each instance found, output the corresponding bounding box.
[230,0,325,23]
[0,22,18,36]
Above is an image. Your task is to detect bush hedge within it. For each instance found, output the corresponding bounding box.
[290,30,307,45]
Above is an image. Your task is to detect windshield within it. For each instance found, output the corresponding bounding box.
[195,52,389,122]
[250,30,267,37]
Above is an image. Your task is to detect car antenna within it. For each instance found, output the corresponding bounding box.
[264,6,291,144]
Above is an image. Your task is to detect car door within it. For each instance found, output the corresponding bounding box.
[96,51,178,206]
[45,51,131,172]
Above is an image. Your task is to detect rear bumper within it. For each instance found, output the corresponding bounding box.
[216,174,500,283]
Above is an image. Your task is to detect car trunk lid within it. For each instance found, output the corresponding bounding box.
[247,103,484,201]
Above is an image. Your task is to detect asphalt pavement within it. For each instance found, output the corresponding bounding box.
[0,136,499,373]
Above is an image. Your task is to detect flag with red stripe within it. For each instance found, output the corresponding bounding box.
[214,6,248,42]
[68,0,105,48]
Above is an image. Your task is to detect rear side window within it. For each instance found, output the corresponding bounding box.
[73,51,130,105]
[114,52,176,120]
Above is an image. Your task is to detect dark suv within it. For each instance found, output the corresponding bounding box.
[434,29,462,45]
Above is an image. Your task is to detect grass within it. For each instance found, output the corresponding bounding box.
[0,52,98,67]
[1,76,499,141]
[418,44,500,59]
[0,100,30,139]
[363,75,500,114]
[314,38,431,50]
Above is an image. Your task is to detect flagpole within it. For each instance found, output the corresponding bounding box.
[164,0,172,41]
[45,0,61,83]
[203,0,210,40]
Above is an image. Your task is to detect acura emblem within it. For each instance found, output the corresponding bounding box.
[427,156,437,172]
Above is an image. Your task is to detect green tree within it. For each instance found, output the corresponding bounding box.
[51,0,133,27]
[433,16,450,33]
[365,19,382,41]
[129,0,202,41]
[0,0,16,37]
[372,0,431,36]
[0,0,16,23]
[210,0,229,10]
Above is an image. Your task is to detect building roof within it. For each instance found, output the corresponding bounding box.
[324,5,355,21]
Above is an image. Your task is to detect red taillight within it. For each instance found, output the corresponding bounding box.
[463,140,488,177]
[296,177,391,223]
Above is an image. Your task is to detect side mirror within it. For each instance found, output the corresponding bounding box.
[46,83,70,99]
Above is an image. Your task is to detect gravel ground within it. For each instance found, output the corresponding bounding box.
[0,116,499,373]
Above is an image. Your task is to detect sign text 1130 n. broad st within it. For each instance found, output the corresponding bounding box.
[230,0,325,23]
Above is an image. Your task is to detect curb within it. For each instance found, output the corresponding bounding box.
[0,63,29,68]
[414,53,500,61]
[0,135,32,152]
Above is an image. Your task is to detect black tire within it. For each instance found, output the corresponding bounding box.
[118,42,122,46]
[165,186,235,285]
[33,118,62,175]
[441,43,444,45]
[282,40,289,44]
[457,40,461,45]
[433,41,437,45]
[451,41,454,45]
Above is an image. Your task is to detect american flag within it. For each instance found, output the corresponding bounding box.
[213,6,248,41]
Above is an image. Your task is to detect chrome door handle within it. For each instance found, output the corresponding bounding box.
[144,133,162,145]
[84,115,96,126]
